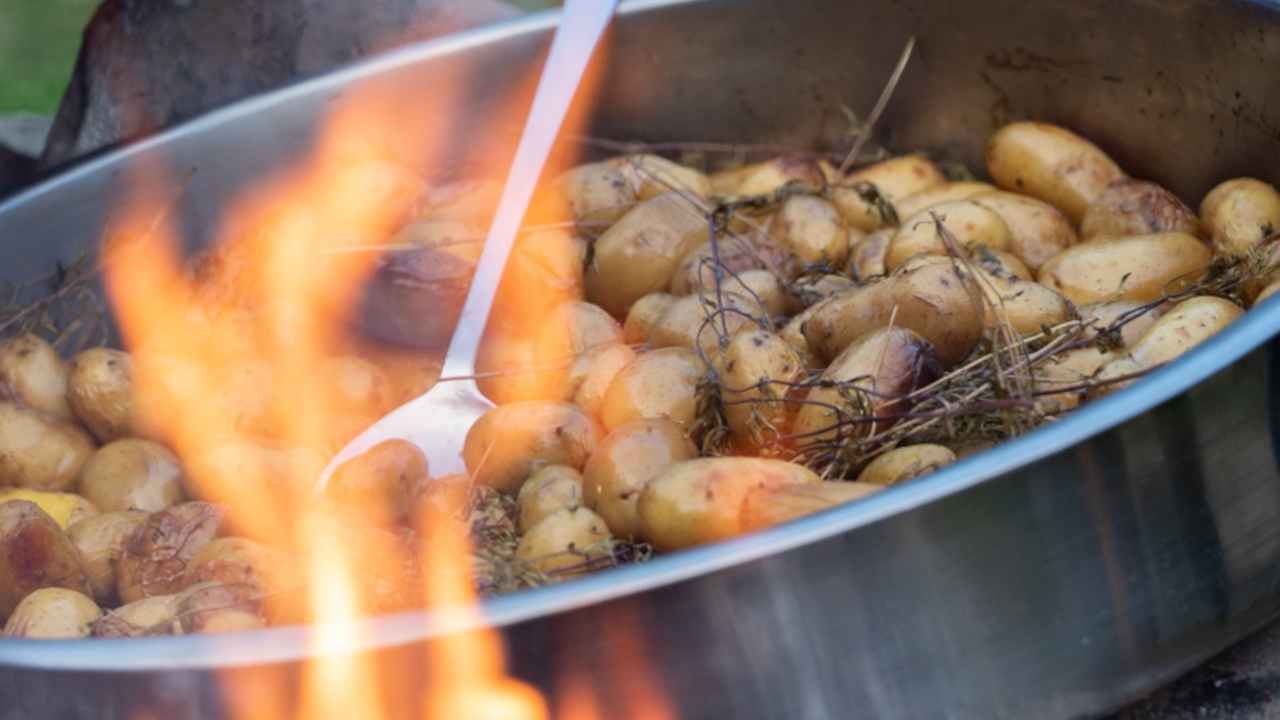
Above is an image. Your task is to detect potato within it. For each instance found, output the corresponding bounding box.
[668,234,804,295]
[117,501,226,604]
[68,510,150,605]
[779,306,826,371]
[976,270,1070,336]
[792,327,942,447]
[720,330,805,443]
[516,465,585,534]
[582,418,698,540]
[315,355,394,418]
[972,247,1032,281]
[463,402,601,495]
[623,293,680,345]
[585,192,711,316]
[0,401,96,492]
[973,191,1079,270]
[1092,296,1243,395]
[326,439,428,528]
[1199,178,1280,256]
[893,181,998,221]
[1080,178,1200,241]
[985,121,1126,224]
[0,500,91,620]
[767,195,849,266]
[0,489,98,529]
[391,219,484,263]
[566,343,637,420]
[884,200,1012,271]
[176,581,266,633]
[79,439,185,513]
[1036,232,1212,304]
[637,457,819,551]
[2,587,101,638]
[187,438,324,547]
[92,593,180,638]
[493,229,589,332]
[177,358,273,444]
[739,481,884,532]
[555,162,637,224]
[528,301,626,397]
[600,347,707,432]
[856,444,957,485]
[804,256,983,367]
[647,291,763,359]
[1256,279,1280,306]
[1077,300,1160,348]
[789,272,854,308]
[0,334,74,421]
[831,155,948,231]
[183,538,307,625]
[67,347,148,443]
[847,228,893,281]
[606,153,713,201]
[710,155,825,197]
[412,177,502,227]
[515,507,610,576]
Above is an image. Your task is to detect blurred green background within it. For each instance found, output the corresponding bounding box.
[0,0,559,116]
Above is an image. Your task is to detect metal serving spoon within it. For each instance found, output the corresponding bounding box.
[315,0,620,491]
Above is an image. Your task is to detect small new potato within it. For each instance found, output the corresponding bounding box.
[1199,177,1280,256]
[1036,232,1212,304]
[600,347,706,432]
[0,500,91,620]
[515,507,610,576]
[1080,178,1201,241]
[831,155,948,231]
[848,228,894,280]
[1092,296,1244,395]
[647,291,762,360]
[516,465,585,535]
[973,191,1079,270]
[2,587,101,638]
[768,195,849,266]
[0,334,74,421]
[565,342,637,421]
[582,418,699,540]
[68,510,150,605]
[0,401,96,492]
[463,402,602,495]
[710,155,825,196]
[624,293,679,345]
[719,330,805,444]
[556,162,637,224]
[857,445,957,486]
[893,181,998,221]
[884,200,1012,271]
[79,439,186,513]
[977,270,1070,336]
[67,347,148,443]
[606,153,712,201]
[668,235,803,295]
[1077,300,1161,348]
[637,457,820,551]
[985,121,1126,223]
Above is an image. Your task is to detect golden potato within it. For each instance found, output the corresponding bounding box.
[623,293,680,345]
[0,488,97,529]
[515,507,610,576]
[973,191,1079,270]
[565,342,637,421]
[462,402,601,495]
[985,121,1126,224]
[884,200,1012,271]
[972,247,1032,281]
[856,444,957,485]
[790,272,854,308]
[721,269,795,319]
[739,481,883,532]
[1080,178,1200,241]
[516,465,585,535]
[1077,300,1161,348]
[893,181,998,221]
[2,587,101,638]
[668,234,803,295]
[527,300,626,398]
[647,291,762,360]
[326,439,428,528]
[585,192,711,316]
[0,401,96,492]
[847,228,894,281]
[67,347,148,443]
[183,538,307,625]
[117,501,226,604]
[79,439,185,513]
[555,162,637,224]
[710,155,825,196]
[0,334,74,421]
[1092,296,1243,395]
[720,330,805,444]
[767,195,849,266]
[1199,177,1280,256]
[976,270,1070,335]
[493,229,590,333]
[68,510,150,605]
[1036,232,1212,304]
[831,155,948,231]
[0,500,91,620]
[606,153,712,201]
[600,347,707,432]
[582,418,698,540]
[637,457,819,551]
[779,306,826,371]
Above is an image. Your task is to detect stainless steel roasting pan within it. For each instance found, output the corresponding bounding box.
[3,0,1280,718]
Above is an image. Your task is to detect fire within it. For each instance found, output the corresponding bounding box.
[97,19,674,720]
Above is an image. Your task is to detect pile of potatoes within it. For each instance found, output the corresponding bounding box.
[3,120,1280,639]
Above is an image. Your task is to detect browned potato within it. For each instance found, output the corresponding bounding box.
[710,155,825,197]
[606,153,713,201]
[767,195,849,266]
[1199,178,1280,256]
[637,457,819,551]
[623,293,680,345]
[117,501,225,604]
[326,439,428,528]
[515,507,610,576]
[462,402,602,495]
[68,510,150,605]
[985,121,1126,224]
[582,418,699,540]
[856,445,957,485]
[831,155,948,231]
[516,465,585,535]
[647,291,763,359]
[600,347,707,432]
[792,327,942,446]
[973,191,1079,270]
[585,192,712,316]
[1080,178,1201,241]
[2,587,101,638]
[183,538,307,625]
[0,334,74,421]
[0,500,91,620]
[67,347,148,443]
[720,329,805,444]
[0,489,97,529]
[884,201,1012,271]
[1036,232,1212,304]
[0,401,96,492]
[79,439,185,513]
[555,162,637,224]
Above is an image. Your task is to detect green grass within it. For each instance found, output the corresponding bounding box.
[0,0,101,114]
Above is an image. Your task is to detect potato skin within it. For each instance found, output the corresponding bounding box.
[1079,178,1200,241]
[1036,232,1212,304]
[768,195,849,266]
[637,457,819,551]
[67,347,147,443]
[1093,296,1243,395]
[0,500,91,620]
[894,181,998,221]
[79,439,186,513]
[515,507,610,576]
[463,402,601,495]
[92,593,180,638]
[556,162,637,223]
[720,330,805,443]
[516,465,585,535]
[985,121,1126,224]
[182,537,307,625]
[710,155,825,197]
[973,191,1078,270]
[623,293,680,345]
[600,347,706,432]
[606,153,712,201]
[0,401,96,492]
[1199,178,1280,256]
[977,270,1070,335]
[0,334,75,421]
[647,291,762,359]
[856,445,957,485]
[848,228,894,281]
[582,418,699,540]
[832,155,947,231]
[2,587,101,638]
[117,501,225,604]
[68,510,150,605]
[884,201,1012,271]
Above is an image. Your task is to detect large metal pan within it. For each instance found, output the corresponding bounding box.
[2,0,1280,718]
